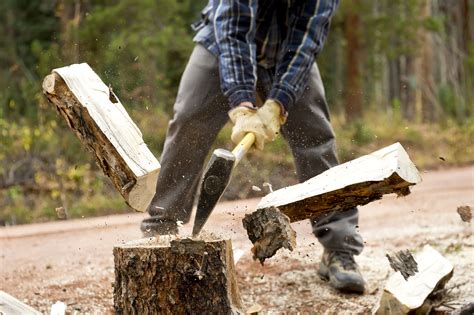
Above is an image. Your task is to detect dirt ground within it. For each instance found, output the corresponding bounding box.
[1,166,473,314]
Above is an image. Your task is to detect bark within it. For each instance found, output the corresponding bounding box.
[42,63,160,212]
[114,237,243,314]
[242,207,296,264]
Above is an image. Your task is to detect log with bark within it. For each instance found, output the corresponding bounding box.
[42,63,160,212]
[243,143,421,262]
[114,236,244,314]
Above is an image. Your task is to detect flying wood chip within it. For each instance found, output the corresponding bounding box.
[457,206,472,223]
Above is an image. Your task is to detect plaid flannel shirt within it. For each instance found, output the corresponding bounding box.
[193,0,339,109]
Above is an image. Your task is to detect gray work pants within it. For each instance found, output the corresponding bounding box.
[142,45,364,255]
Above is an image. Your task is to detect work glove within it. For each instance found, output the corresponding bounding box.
[229,100,286,150]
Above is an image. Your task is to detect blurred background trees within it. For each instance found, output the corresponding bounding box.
[1,0,473,225]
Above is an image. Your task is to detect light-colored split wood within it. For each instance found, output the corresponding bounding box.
[376,245,453,314]
[257,142,421,222]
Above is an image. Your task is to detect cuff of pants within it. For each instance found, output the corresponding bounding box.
[311,207,364,255]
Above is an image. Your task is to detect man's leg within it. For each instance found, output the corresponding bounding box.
[280,63,365,293]
[141,45,229,234]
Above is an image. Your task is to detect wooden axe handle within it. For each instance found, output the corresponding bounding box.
[232,133,255,166]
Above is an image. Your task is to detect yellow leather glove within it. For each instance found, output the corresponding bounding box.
[257,99,287,142]
[229,105,267,150]
[229,100,286,150]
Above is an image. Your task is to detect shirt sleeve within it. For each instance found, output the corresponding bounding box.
[212,0,258,107]
[268,0,339,109]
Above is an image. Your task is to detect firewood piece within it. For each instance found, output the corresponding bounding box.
[42,63,160,212]
[243,143,420,261]
[242,207,296,264]
[113,236,244,314]
[257,143,421,222]
[376,245,454,314]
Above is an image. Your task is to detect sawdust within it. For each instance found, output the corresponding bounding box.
[118,231,225,248]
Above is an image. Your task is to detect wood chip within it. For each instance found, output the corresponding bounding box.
[457,206,472,223]
[55,206,68,220]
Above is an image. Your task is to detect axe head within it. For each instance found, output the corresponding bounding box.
[192,148,236,237]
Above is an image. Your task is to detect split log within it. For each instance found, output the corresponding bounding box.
[244,143,421,261]
[376,245,453,314]
[113,236,244,314]
[42,63,160,212]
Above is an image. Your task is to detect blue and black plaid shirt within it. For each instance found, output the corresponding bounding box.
[193,0,339,109]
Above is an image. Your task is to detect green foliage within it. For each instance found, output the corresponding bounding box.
[0,0,473,225]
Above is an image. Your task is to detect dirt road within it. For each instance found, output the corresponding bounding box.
[1,166,473,313]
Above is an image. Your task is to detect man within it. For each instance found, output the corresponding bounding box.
[141,0,365,294]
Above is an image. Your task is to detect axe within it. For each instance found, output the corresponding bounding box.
[192,132,255,236]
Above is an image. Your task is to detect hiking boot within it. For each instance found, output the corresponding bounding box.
[318,250,365,294]
[140,219,178,237]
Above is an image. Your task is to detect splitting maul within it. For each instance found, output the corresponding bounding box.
[192,133,255,236]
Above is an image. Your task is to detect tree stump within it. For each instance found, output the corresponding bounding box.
[42,63,160,212]
[114,236,244,314]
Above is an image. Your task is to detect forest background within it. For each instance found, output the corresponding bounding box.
[1,0,473,225]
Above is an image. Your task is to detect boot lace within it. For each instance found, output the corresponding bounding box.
[330,251,357,271]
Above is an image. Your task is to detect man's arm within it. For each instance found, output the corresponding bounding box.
[212,0,258,108]
[269,0,339,110]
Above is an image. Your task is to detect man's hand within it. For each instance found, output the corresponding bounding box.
[228,100,286,150]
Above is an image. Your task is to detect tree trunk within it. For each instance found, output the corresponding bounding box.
[388,58,401,110]
[42,63,160,212]
[114,237,243,314]
[419,0,440,122]
[401,55,416,121]
[344,0,363,121]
